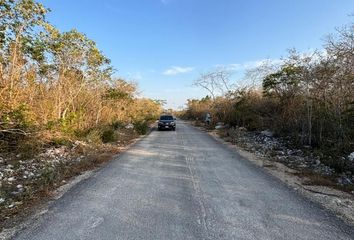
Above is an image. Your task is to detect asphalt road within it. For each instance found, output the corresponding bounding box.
[13,121,354,240]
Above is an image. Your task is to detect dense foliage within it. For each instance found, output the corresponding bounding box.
[0,0,162,151]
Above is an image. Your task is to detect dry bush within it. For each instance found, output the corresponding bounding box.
[183,23,354,173]
[0,0,162,153]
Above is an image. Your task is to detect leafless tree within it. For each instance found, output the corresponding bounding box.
[193,68,233,99]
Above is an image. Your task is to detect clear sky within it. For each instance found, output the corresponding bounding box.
[39,0,353,109]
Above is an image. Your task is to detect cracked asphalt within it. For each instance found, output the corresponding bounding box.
[12,121,354,240]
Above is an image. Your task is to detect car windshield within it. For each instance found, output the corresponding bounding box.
[160,116,174,120]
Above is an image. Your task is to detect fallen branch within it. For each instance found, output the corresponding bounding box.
[0,122,16,125]
[0,129,29,135]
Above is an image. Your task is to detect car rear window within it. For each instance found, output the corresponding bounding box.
[160,115,174,120]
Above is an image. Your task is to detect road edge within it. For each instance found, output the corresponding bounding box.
[185,121,354,227]
[0,129,155,240]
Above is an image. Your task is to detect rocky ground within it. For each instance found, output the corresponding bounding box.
[213,123,354,188]
[0,128,142,231]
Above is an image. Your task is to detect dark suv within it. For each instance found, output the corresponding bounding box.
[157,115,176,131]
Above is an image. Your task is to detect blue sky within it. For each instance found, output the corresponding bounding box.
[39,0,353,109]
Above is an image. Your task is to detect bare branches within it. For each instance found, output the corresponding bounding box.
[244,59,282,88]
[0,122,29,135]
[0,129,29,135]
[193,68,233,99]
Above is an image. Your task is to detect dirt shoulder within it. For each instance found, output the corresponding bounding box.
[0,127,151,237]
[191,122,354,226]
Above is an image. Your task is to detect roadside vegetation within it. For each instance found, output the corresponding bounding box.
[0,0,162,227]
[180,22,354,187]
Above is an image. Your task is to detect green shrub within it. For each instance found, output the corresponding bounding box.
[46,120,56,130]
[85,129,102,144]
[134,121,149,135]
[111,121,124,130]
[51,137,73,147]
[1,104,31,129]
[101,128,116,143]
[40,165,58,186]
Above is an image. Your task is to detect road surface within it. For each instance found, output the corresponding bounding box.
[13,121,354,240]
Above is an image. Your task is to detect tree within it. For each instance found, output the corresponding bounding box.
[0,0,48,106]
[193,68,233,99]
[0,0,162,148]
